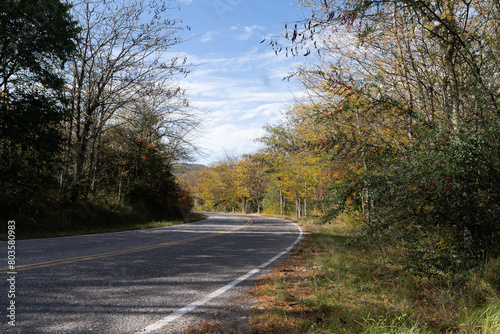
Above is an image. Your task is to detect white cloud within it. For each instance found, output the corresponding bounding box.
[200,31,219,43]
[175,49,306,164]
[231,24,265,41]
[200,123,266,163]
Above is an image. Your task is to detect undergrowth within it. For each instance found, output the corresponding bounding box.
[0,204,206,240]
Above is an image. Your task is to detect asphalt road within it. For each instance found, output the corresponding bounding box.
[0,213,302,333]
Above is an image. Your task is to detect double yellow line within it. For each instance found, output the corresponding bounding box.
[0,218,252,274]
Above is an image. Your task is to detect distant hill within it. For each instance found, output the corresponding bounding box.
[172,163,207,176]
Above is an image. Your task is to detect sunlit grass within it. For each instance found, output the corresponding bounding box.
[460,302,500,334]
[249,216,500,333]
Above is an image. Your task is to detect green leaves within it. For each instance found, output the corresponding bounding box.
[276,0,500,278]
[0,0,79,91]
[0,0,78,217]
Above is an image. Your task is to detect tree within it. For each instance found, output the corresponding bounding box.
[257,103,331,217]
[97,103,193,218]
[65,0,191,201]
[0,0,78,94]
[0,0,79,214]
[268,0,500,275]
[234,156,268,214]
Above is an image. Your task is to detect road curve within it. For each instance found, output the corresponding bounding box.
[0,213,302,333]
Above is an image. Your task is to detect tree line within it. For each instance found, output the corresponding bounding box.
[180,120,332,219]
[182,0,500,278]
[0,0,198,233]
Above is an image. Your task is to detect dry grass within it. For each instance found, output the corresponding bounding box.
[248,218,499,333]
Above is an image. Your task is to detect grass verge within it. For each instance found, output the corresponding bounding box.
[248,217,500,333]
[0,210,207,241]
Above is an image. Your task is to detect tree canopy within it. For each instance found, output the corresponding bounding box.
[1,0,198,234]
[0,0,79,214]
[182,0,500,279]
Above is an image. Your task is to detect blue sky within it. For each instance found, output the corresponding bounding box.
[173,0,310,165]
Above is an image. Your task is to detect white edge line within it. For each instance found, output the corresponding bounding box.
[135,220,304,334]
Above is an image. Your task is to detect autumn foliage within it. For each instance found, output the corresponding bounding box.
[185,0,500,279]
[277,0,500,277]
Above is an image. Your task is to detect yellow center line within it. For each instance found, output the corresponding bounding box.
[0,218,252,274]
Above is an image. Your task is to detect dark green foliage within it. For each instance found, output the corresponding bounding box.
[96,112,192,220]
[0,0,79,90]
[0,0,78,220]
[327,117,500,277]
[393,130,500,276]
[0,93,67,209]
[0,0,192,235]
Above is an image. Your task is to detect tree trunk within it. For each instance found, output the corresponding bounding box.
[279,190,283,215]
[304,181,307,217]
[71,108,94,202]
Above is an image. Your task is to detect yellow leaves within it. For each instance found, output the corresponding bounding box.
[181,155,270,212]
[337,207,363,227]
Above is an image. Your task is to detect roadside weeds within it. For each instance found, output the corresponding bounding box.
[187,215,500,333]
